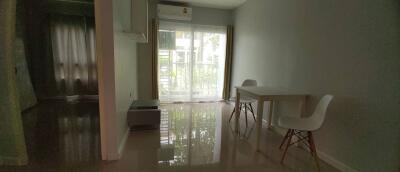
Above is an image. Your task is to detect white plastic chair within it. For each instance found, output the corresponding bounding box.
[278,95,333,171]
[229,79,258,127]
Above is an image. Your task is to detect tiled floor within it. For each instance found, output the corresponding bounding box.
[0,101,101,172]
[103,103,339,172]
[0,102,339,172]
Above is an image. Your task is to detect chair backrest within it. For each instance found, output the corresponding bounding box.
[242,79,257,87]
[230,79,258,100]
[309,95,334,130]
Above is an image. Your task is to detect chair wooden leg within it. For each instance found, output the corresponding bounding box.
[279,129,291,150]
[249,103,256,121]
[308,131,320,171]
[244,103,248,127]
[229,107,235,122]
[280,129,294,164]
[247,103,253,113]
[230,103,243,122]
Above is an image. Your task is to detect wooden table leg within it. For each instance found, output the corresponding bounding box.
[267,100,274,129]
[256,97,264,151]
[234,88,240,133]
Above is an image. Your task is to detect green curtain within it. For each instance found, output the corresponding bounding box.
[222,25,234,100]
[152,19,159,100]
[0,0,28,165]
[15,1,37,110]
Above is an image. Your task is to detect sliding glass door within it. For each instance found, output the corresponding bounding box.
[158,22,227,102]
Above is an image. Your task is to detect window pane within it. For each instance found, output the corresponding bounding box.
[158,22,226,102]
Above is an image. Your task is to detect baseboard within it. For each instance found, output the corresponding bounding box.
[262,120,358,172]
[317,150,358,172]
[117,128,130,159]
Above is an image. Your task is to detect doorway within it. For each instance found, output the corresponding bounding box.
[158,21,227,102]
[3,0,100,167]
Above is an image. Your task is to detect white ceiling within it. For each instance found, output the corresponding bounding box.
[163,0,247,9]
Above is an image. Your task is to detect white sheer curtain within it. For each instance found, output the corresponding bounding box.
[50,15,97,96]
[158,21,227,102]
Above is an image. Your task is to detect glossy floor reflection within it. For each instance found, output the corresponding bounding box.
[158,104,222,166]
[106,103,339,172]
[0,101,101,172]
[0,102,340,172]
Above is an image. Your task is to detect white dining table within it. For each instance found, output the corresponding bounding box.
[234,86,309,151]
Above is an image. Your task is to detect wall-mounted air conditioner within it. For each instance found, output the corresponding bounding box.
[157,4,192,21]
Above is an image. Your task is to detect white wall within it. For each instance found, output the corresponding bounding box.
[189,6,233,26]
[95,0,118,160]
[113,34,137,154]
[232,0,400,171]
[137,0,158,100]
[137,2,233,100]
[95,0,139,160]
[113,0,139,157]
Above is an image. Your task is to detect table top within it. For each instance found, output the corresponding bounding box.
[235,86,309,96]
